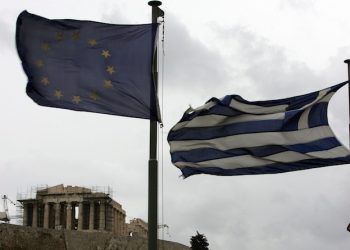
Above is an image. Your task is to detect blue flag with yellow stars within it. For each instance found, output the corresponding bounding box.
[16,11,160,121]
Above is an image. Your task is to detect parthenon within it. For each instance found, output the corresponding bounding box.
[18,184,128,235]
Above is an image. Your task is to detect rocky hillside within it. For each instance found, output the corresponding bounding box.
[0,224,190,250]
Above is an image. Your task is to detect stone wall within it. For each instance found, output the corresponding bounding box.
[0,224,190,250]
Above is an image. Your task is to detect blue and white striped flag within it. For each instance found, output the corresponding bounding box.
[168,81,350,178]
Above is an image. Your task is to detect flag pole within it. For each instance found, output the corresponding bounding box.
[344,59,350,146]
[148,1,163,250]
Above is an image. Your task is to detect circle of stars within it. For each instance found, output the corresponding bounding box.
[34,31,118,106]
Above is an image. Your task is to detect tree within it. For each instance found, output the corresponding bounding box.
[190,231,209,250]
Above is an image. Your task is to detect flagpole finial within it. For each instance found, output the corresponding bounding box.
[345,59,350,64]
[148,1,162,6]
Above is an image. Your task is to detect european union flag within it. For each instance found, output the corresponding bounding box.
[16,11,160,121]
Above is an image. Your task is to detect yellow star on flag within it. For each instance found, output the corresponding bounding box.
[106,66,115,75]
[41,77,50,86]
[72,95,81,104]
[72,31,80,40]
[103,79,113,89]
[41,43,51,52]
[90,92,99,101]
[101,50,111,58]
[88,39,97,46]
[54,90,63,99]
[55,31,64,41]
[36,59,44,68]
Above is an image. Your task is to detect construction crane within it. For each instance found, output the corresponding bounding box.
[0,195,10,222]
[0,195,20,223]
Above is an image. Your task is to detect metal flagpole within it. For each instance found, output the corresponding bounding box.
[344,59,350,146]
[344,59,350,234]
[148,1,163,249]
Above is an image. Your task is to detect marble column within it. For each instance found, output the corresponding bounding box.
[22,203,28,226]
[121,213,124,235]
[114,209,118,234]
[119,212,123,235]
[55,203,61,229]
[114,210,117,234]
[32,202,37,228]
[43,202,50,229]
[124,216,127,236]
[89,201,95,230]
[99,201,105,230]
[116,211,120,234]
[66,202,72,230]
[78,202,84,230]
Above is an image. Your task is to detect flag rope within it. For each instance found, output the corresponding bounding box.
[160,15,166,247]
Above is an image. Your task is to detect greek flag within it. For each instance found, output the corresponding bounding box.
[168,82,350,178]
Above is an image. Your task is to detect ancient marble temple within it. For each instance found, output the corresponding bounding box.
[18,184,127,236]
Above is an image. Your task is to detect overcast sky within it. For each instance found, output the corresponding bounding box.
[1,0,350,249]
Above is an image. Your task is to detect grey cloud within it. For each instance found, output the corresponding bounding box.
[163,13,231,95]
[100,5,129,24]
[279,0,316,10]
[0,19,15,53]
[211,25,323,100]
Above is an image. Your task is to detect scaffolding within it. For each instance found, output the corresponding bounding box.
[90,186,114,198]
[15,184,118,231]
[17,185,48,200]
[13,185,46,225]
[90,185,116,231]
